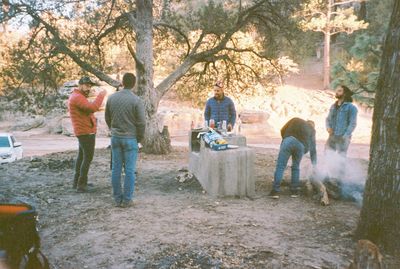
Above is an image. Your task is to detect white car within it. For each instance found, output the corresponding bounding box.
[0,133,23,164]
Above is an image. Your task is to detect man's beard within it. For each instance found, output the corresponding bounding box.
[335,94,343,99]
[215,94,224,100]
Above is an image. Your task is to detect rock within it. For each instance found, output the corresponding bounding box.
[158,110,203,137]
[176,172,194,183]
[47,158,75,171]
[239,111,270,124]
[95,112,111,137]
[61,117,74,136]
[30,157,42,163]
[47,116,64,134]
[12,116,45,132]
[176,175,186,183]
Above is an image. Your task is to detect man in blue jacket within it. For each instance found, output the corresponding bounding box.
[326,85,358,156]
[204,81,236,131]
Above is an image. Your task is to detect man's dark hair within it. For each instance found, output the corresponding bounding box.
[122,73,136,89]
[341,85,354,103]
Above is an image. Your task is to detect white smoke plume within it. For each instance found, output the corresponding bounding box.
[302,150,367,206]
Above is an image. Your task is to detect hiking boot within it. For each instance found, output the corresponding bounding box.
[290,190,300,198]
[268,190,280,199]
[121,200,135,208]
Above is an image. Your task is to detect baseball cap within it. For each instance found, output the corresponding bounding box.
[78,76,98,86]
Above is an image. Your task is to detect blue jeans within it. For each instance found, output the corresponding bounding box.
[111,136,139,203]
[273,136,305,192]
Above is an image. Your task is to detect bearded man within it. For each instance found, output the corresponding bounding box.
[68,76,106,192]
[326,85,358,156]
[204,81,236,131]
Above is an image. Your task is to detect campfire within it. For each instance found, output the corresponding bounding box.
[303,150,367,206]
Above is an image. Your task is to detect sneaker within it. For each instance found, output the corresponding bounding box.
[290,190,299,198]
[121,200,135,208]
[268,190,280,199]
[114,200,122,207]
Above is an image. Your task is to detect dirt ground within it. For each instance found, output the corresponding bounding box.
[1,147,399,269]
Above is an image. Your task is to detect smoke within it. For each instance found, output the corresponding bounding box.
[302,150,367,206]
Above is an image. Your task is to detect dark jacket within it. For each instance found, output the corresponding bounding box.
[281,117,317,165]
[105,89,146,142]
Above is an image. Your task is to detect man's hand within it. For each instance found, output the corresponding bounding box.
[227,123,233,132]
[327,128,333,135]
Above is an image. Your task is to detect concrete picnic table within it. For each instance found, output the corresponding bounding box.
[188,129,255,198]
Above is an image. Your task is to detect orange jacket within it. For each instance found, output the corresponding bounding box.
[68,89,106,136]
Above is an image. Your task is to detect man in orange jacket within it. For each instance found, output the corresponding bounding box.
[68,76,106,192]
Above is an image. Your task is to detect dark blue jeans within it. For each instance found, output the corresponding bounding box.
[273,136,305,192]
[74,134,95,188]
[111,136,138,203]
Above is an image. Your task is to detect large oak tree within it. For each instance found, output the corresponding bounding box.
[2,0,296,154]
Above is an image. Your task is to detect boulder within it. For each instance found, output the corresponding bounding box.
[239,111,270,124]
[61,117,74,136]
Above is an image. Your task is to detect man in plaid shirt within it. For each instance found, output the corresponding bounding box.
[204,81,237,131]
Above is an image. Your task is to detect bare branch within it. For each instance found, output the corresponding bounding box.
[19,6,120,87]
[190,31,205,54]
[95,13,129,43]
[126,38,145,72]
[94,0,116,41]
[153,21,191,57]
[156,0,270,97]
[126,12,138,32]
[155,56,197,97]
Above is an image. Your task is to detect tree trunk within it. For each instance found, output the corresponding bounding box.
[356,0,400,254]
[358,1,367,21]
[136,0,171,154]
[323,32,331,89]
[323,0,332,90]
